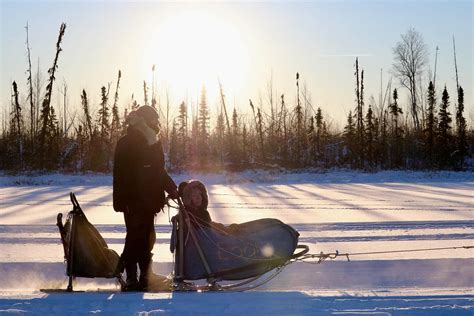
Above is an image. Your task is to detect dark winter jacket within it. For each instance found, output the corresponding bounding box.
[113,127,177,214]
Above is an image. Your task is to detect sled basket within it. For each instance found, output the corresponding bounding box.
[57,192,123,291]
[171,198,307,284]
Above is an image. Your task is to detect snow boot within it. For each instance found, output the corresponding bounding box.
[123,263,139,291]
[138,258,171,292]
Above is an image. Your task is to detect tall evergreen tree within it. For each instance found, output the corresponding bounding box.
[455,86,467,168]
[39,23,66,168]
[25,23,35,139]
[143,81,149,106]
[313,107,325,165]
[354,59,365,167]
[10,81,24,168]
[343,110,356,167]
[379,110,389,168]
[98,86,110,140]
[436,86,453,168]
[229,108,241,165]
[423,81,436,167]
[168,119,179,170]
[110,70,122,145]
[197,87,210,166]
[278,94,288,165]
[81,89,93,140]
[294,72,304,166]
[215,110,226,166]
[250,99,265,163]
[389,88,403,167]
[242,123,249,165]
[307,116,316,164]
[96,85,111,170]
[365,103,375,167]
[177,101,188,169]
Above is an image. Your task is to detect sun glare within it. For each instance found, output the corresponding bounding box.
[143,10,248,103]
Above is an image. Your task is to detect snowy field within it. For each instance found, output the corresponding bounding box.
[0,170,473,315]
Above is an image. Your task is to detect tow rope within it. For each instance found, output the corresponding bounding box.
[297,245,474,264]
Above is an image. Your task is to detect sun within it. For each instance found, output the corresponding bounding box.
[143,10,248,105]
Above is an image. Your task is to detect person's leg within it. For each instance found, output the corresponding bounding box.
[138,212,157,289]
[122,212,142,290]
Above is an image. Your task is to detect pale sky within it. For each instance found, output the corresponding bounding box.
[1,0,473,130]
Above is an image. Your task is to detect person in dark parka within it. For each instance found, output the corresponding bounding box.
[113,105,178,291]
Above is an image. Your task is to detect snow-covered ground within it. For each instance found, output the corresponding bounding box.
[0,170,473,315]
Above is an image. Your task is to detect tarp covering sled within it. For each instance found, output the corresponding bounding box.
[57,193,123,291]
[171,199,306,284]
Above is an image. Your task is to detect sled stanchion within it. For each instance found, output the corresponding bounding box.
[178,202,184,282]
[70,192,79,209]
[57,213,68,260]
[66,213,75,292]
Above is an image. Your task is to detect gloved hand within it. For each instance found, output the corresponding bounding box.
[168,189,179,200]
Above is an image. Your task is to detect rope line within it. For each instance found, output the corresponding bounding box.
[298,245,474,264]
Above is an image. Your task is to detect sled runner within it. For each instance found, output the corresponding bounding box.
[170,197,309,291]
[56,193,125,291]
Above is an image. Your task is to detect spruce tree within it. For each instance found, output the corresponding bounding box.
[389,88,403,167]
[278,94,288,165]
[81,89,93,140]
[250,99,265,163]
[177,101,187,169]
[436,86,453,168]
[110,70,122,146]
[343,110,356,167]
[10,81,24,168]
[215,111,226,166]
[455,86,467,168]
[256,107,265,163]
[197,87,210,166]
[96,86,111,170]
[294,72,304,166]
[242,123,249,165]
[373,116,380,167]
[379,110,388,168]
[39,23,66,168]
[321,121,330,167]
[143,81,149,106]
[315,107,323,159]
[354,59,365,168]
[365,103,375,167]
[307,116,316,165]
[424,81,436,167]
[229,108,241,165]
[98,86,110,140]
[168,119,179,170]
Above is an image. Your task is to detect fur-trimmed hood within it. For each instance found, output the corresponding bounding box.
[179,180,208,210]
[125,108,158,145]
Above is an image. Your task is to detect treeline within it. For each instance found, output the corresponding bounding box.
[1,24,472,172]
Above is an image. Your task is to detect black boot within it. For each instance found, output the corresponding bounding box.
[138,257,152,291]
[124,263,139,291]
[138,257,170,291]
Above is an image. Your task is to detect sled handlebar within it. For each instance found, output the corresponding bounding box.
[70,192,79,208]
[165,195,185,209]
